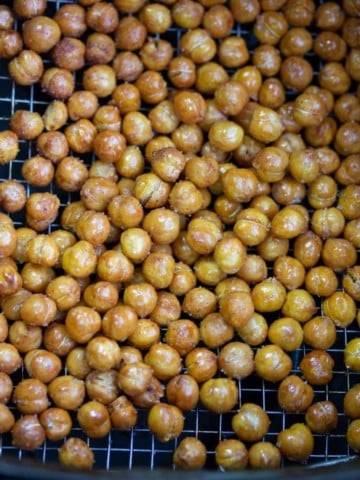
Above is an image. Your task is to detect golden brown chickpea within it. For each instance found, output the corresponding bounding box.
[86,1,119,33]
[338,184,360,220]
[169,181,203,216]
[41,67,75,101]
[53,4,86,36]
[277,423,314,462]
[52,37,85,71]
[39,407,72,442]
[13,378,48,415]
[85,335,121,371]
[136,3,169,33]
[65,306,101,344]
[215,439,248,470]
[48,375,85,411]
[36,131,69,164]
[148,403,184,442]
[323,290,356,328]
[117,361,153,397]
[65,347,91,380]
[0,130,18,165]
[13,0,45,17]
[322,237,357,272]
[0,342,22,374]
[0,5,14,29]
[200,378,238,414]
[218,342,254,379]
[112,52,143,83]
[55,156,88,192]
[272,256,304,290]
[217,37,248,70]
[85,369,118,404]
[258,78,286,110]
[173,437,207,470]
[268,317,303,352]
[172,0,203,28]
[122,112,153,147]
[64,123,96,160]
[62,240,97,278]
[345,338,360,372]
[280,56,313,92]
[144,343,182,381]
[142,252,175,289]
[45,275,81,312]
[77,400,111,438]
[255,344,292,382]
[1,288,31,321]
[347,419,360,452]
[0,314,8,344]
[123,283,158,319]
[173,91,206,125]
[280,27,313,56]
[316,2,345,30]
[85,33,116,65]
[20,293,57,327]
[234,208,271,247]
[11,415,45,451]
[232,403,270,443]
[278,375,314,413]
[131,375,164,408]
[300,350,334,385]
[253,11,288,45]
[237,254,267,285]
[183,348,216,384]
[165,319,200,357]
[230,0,260,23]
[59,438,94,471]
[67,91,99,121]
[140,38,173,72]
[252,277,287,313]
[9,321,42,354]
[135,70,168,105]
[81,177,118,212]
[343,266,360,302]
[24,348,61,384]
[218,290,254,329]
[10,109,43,140]
[303,315,336,350]
[248,442,281,469]
[8,49,44,86]
[20,263,55,294]
[109,395,138,430]
[0,372,12,405]
[293,230,322,268]
[257,234,289,263]
[314,31,347,62]
[237,312,268,346]
[43,323,76,357]
[305,401,338,434]
[305,266,339,297]
[22,156,54,187]
[253,45,281,78]
[172,123,204,153]
[0,179,25,213]
[344,384,360,419]
[0,403,15,434]
[167,57,196,90]
[202,5,233,39]
[82,65,116,98]
[166,374,199,411]
[319,62,352,96]
[180,28,217,64]
[22,16,61,53]
[335,93,360,123]
[0,263,22,297]
[348,8,360,39]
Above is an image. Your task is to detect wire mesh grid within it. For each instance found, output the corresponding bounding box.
[0,0,359,472]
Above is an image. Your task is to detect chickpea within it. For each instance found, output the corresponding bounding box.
[147,403,184,442]
[278,375,314,413]
[232,403,270,442]
[173,437,207,470]
[11,415,45,451]
[59,438,94,470]
[200,378,238,414]
[277,423,314,462]
[215,439,248,470]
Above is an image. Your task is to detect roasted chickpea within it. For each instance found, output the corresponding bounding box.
[9,321,42,354]
[200,378,238,414]
[59,437,94,470]
[300,350,334,385]
[277,423,314,462]
[0,130,19,165]
[255,344,292,382]
[166,374,199,411]
[232,403,270,442]
[248,442,281,469]
[305,401,338,434]
[173,437,207,470]
[278,375,314,413]
[11,415,45,451]
[147,403,184,442]
[0,30,23,59]
[280,56,313,92]
[9,50,44,86]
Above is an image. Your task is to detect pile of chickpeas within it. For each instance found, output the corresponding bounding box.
[0,0,359,472]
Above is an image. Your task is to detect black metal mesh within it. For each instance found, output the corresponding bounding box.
[0,0,359,471]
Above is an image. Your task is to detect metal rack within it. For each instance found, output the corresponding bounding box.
[0,0,359,472]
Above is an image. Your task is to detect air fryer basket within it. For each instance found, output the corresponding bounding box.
[0,0,359,476]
